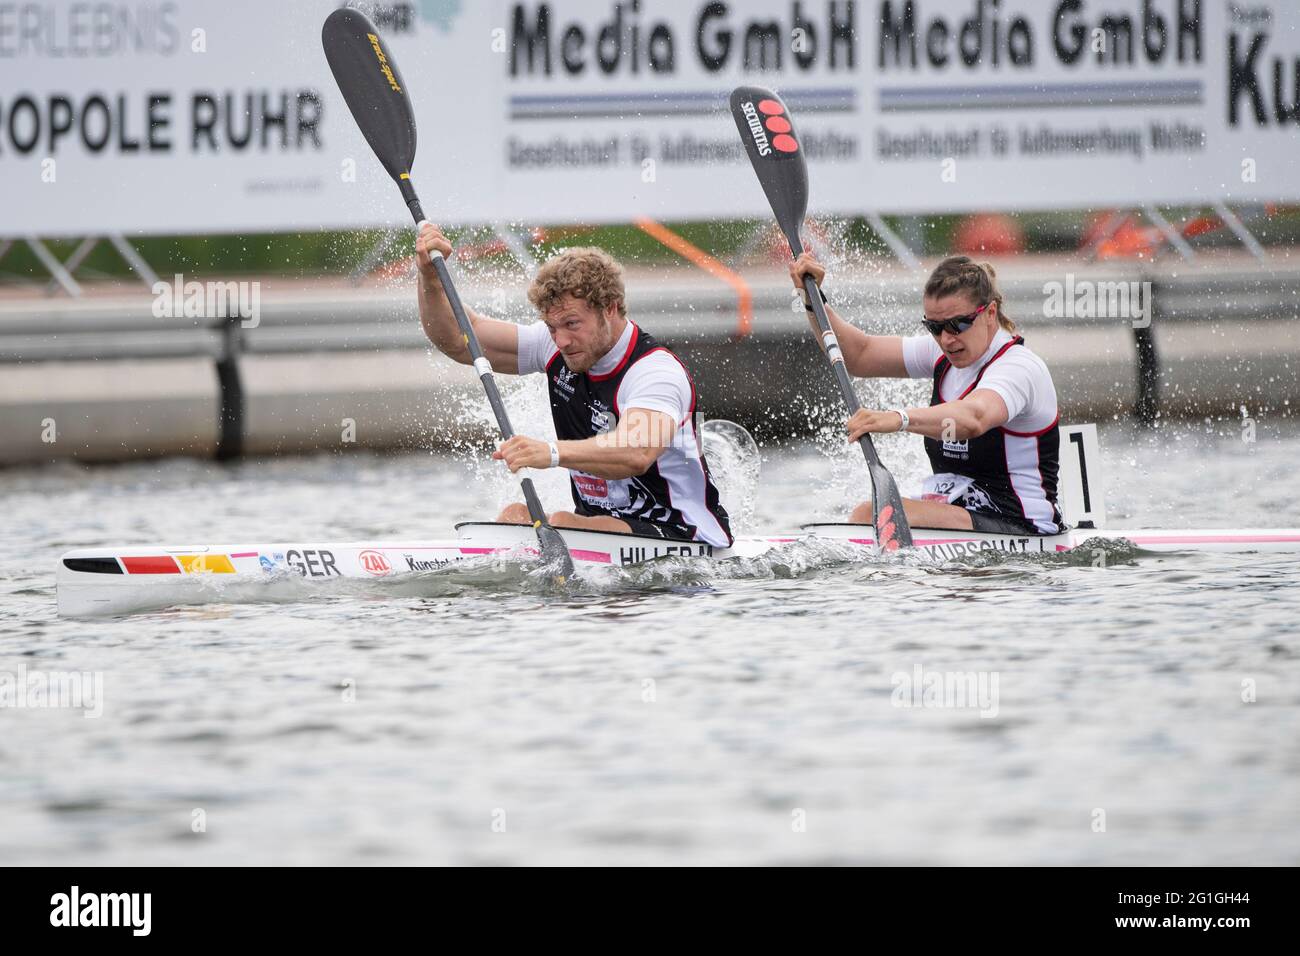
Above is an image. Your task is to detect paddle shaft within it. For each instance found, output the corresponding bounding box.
[403,183,552,530]
[788,237,886,470]
[321,9,571,574]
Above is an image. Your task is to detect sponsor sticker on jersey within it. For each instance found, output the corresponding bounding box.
[573,474,609,500]
[942,438,970,459]
[555,366,577,398]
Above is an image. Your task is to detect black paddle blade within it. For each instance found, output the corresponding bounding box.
[322,8,417,184]
[731,84,914,553]
[869,463,914,551]
[729,86,809,255]
[534,522,576,583]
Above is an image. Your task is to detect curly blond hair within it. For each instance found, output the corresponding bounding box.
[527,247,627,319]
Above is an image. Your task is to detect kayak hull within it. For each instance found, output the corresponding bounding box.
[55,522,1300,617]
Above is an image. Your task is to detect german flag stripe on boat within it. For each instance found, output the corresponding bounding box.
[62,557,123,575]
[62,555,238,575]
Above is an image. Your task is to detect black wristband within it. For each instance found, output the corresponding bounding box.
[804,287,828,313]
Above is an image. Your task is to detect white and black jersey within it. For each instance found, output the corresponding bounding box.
[517,320,732,547]
[903,329,1063,534]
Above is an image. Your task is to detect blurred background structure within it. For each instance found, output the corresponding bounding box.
[3,0,1299,464]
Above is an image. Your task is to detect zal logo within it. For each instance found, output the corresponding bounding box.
[358,550,392,576]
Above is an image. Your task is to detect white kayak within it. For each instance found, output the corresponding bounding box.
[55,521,1300,617]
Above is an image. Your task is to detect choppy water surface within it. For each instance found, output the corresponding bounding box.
[2,421,1298,865]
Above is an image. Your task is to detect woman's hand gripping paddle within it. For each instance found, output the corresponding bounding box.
[729,86,912,551]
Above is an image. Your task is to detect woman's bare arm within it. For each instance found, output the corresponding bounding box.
[790,253,908,378]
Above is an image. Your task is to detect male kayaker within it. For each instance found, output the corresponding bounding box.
[791,253,1063,534]
[416,224,732,547]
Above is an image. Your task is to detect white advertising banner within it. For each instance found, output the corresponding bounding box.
[1,0,1298,235]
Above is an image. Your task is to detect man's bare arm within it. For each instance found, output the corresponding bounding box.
[492,408,676,478]
[555,408,675,479]
[416,223,525,374]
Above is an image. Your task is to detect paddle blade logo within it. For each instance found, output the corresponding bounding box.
[322,7,418,182]
[877,504,900,552]
[730,87,802,164]
[367,33,402,93]
[740,99,772,156]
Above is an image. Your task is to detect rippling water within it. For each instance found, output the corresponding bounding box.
[2,420,1298,865]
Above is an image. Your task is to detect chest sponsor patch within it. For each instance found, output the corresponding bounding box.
[590,404,612,432]
[573,474,609,499]
[554,366,577,398]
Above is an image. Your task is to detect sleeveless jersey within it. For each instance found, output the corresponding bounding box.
[924,337,1063,533]
[545,325,732,546]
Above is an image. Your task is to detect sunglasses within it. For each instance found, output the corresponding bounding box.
[921,302,989,337]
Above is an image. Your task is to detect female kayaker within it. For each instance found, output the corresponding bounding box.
[790,253,1063,534]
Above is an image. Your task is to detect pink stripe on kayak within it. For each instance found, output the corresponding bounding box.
[368,546,469,551]
[230,551,258,558]
[458,545,611,563]
[851,535,1057,548]
[844,536,989,546]
[1124,534,1300,545]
